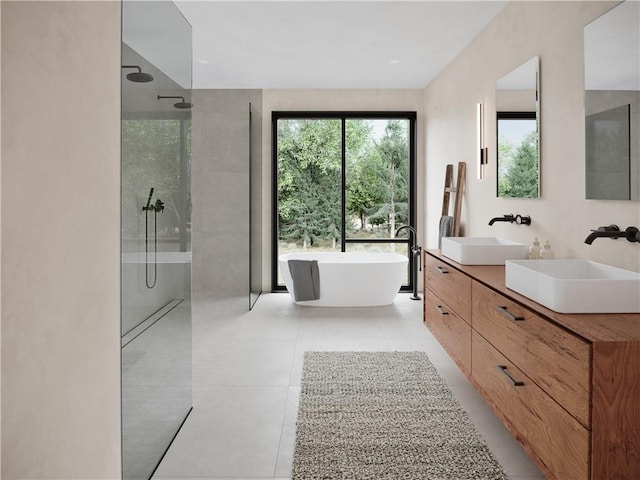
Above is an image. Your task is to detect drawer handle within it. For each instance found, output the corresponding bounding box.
[436,305,449,316]
[497,365,524,387]
[436,266,449,274]
[495,306,524,321]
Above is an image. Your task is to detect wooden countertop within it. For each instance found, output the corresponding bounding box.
[425,249,640,343]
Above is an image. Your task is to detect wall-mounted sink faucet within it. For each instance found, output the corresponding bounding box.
[584,225,640,244]
[488,214,531,226]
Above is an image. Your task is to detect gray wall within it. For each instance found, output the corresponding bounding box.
[1,2,121,478]
[585,90,640,200]
[192,89,262,303]
[120,43,193,335]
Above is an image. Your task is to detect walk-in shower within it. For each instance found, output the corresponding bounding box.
[121,1,193,479]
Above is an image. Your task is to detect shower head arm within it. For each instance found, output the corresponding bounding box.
[122,65,142,73]
[157,95,193,109]
[157,95,185,102]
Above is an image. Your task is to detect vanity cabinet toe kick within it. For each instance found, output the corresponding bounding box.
[424,250,640,480]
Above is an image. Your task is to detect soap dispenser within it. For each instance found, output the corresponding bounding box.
[540,240,555,259]
[529,237,541,259]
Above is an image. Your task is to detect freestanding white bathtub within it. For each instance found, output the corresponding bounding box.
[279,252,408,306]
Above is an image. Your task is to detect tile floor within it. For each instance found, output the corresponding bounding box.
[153,293,545,480]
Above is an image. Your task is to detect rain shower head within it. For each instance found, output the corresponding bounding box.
[122,65,154,83]
[157,95,193,109]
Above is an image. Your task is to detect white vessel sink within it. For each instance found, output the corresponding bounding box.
[505,260,640,313]
[441,237,527,265]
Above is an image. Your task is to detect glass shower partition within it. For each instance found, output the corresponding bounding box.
[121,2,192,479]
[250,102,262,309]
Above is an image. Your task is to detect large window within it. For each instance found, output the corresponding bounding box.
[272,112,416,291]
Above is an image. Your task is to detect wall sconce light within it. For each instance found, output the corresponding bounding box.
[477,102,488,179]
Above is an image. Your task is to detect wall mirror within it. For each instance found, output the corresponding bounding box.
[584,0,639,200]
[495,56,540,198]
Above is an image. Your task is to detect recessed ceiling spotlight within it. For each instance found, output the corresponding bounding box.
[389,59,401,65]
[197,59,209,65]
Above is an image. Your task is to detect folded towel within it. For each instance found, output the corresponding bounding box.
[439,216,454,249]
[288,259,320,301]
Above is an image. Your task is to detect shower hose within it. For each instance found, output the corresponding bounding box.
[145,207,158,289]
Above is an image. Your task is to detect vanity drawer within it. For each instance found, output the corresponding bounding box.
[425,255,471,322]
[472,332,590,480]
[424,288,471,374]
[472,281,590,427]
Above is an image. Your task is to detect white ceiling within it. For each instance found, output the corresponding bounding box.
[175,1,507,89]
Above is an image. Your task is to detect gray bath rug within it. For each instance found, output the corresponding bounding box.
[292,351,509,480]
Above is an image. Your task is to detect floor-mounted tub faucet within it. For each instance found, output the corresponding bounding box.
[584,225,640,244]
[395,225,417,241]
[395,225,422,301]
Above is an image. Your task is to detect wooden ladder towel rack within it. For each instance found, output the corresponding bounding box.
[441,162,466,237]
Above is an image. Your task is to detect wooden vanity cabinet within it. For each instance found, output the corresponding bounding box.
[423,250,640,480]
[423,255,472,375]
[472,281,591,427]
[472,331,590,480]
[423,288,471,374]
[424,255,471,320]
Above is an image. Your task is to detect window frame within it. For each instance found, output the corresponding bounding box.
[271,111,417,292]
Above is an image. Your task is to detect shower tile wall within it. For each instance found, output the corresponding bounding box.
[191,89,262,302]
[121,3,193,476]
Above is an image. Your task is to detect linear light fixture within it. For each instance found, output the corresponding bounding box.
[477,102,488,179]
